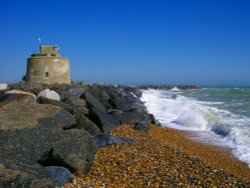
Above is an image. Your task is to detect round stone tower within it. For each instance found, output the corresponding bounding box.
[25,45,71,84]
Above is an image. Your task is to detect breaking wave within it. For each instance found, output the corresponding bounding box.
[141,89,250,167]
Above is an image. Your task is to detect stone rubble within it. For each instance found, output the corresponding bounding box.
[0,83,154,187]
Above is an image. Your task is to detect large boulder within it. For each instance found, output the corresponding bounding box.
[111,109,151,125]
[66,87,85,100]
[7,83,45,95]
[84,86,113,110]
[37,97,89,116]
[0,94,75,130]
[149,113,161,126]
[75,114,101,135]
[107,91,133,111]
[134,121,150,132]
[66,97,87,108]
[0,91,37,108]
[64,113,101,135]
[38,89,61,101]
[88,108,120,134]
[5,90,36,100]
[81,91,106,113]
[105,86,147,112]
[0,128,97,187]
[0,83,158,186]
[44,166,73,187]
[47,84,72,101]
[0,93,97,187]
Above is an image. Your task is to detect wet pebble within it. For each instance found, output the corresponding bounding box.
[65,125,250,187]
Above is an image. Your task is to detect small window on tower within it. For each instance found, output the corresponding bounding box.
[45,72,49,77]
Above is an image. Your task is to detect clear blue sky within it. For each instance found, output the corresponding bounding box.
[1,0,250,86]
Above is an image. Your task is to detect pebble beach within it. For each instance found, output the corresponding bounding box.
[65,125,250,187]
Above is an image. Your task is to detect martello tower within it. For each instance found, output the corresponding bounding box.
[25,45,71,84]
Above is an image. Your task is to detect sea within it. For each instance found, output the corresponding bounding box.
[141,87,250,167]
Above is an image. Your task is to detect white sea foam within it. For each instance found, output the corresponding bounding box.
[171,87,180,91]
[141,89,250,167]
[197,101,224,105]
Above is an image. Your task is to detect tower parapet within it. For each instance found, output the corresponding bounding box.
[26,45,71,85]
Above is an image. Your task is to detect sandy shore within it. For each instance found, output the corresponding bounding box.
[65,125,250,187]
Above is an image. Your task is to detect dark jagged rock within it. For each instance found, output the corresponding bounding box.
[0,91,36,107]
[44,166,73,187]
[93,134,135,147]
[137,84,200,90]
[107,91,134,111]
[82,91,107,113]
[107,86,147,113]
[149,114,162,127]
[88,108,120,134]
[8,83,45,95]
[65,97,87,108]
[0,126,97,187]
[0,93,97,187]
[37,96,89,116]
[0,83,162,187]
[66,88,85,99]
[111,109,151,125]
[65,113,101,135]
[0,94,75,130]
[134,121,151,132]
[84,86,113,110]
[0,165,55,188]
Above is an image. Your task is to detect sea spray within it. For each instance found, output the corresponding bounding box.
[141,88,250,167]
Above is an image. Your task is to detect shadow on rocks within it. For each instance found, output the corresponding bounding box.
[93,134,135,147]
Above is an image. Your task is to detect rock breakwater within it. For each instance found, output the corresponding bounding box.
[0,83,155,187]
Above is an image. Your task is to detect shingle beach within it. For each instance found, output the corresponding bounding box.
[65,125,250,187]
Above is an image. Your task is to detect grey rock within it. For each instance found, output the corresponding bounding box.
[149,114,161,127]
[0,95,97,187]
[0,128,97,187]
[8,83,45,95]
[88,108,120,134]
[5,90,36,100]
[0,91,36,105]
[46,84,72,100]
[134,121,150,132]
[112,109,151,125]
[66,97,87,108]
[85,86,112,110]
[93,134,135,147]
[44,166,73,186]
[0,94,74,130]
[37,97,89,116]
[0,83,158,186]
[66,88,85,99]
[38,89,61,101]
[108,87,141,108]
[65,114,101,135]
[108,91,133,111]
[82,91,106,113]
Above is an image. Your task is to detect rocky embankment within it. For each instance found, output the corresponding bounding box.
[0,83,156,187]
[137,84,200,90]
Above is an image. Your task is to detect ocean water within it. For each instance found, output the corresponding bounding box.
[141,87,250,167]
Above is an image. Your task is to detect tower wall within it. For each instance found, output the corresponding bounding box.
[26,56,70,84]
[25,45,71,85]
